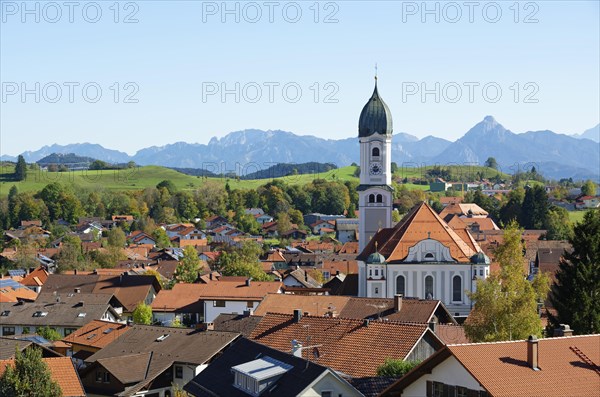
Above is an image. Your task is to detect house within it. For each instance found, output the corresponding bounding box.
[152,279,282,324]
[249,312,444,378]
[357,202,490,317]
[0,292,121,338]
[20,266,49,293]
[575,195,600,209]
[111,215,134,224]
[41,273,161,318]
[0,284,38,303]
[128,231,157,247]
[0,335,63,359]
[439,203,489,219]
[255,213,274,225]
[310,219,336,235]
[380,334,600,397]
[336,218,359,243]
[184,337,363,397]
[62,319,131,364]
[205,215,230,229]
[79,325,240,397]
[429,178,452,193]
[260,249,288,272]
[439,197,463,207]
[245,208,265,216]
[0,356,86,397]
[282,268,322,289]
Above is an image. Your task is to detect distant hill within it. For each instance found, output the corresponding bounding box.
[240,162,337,180]
[37,153,96,167]
[572,124,600,142]
[4,118,598,180]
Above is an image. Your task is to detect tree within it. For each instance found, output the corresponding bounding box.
[376,359,421,377]
[89,160,108,170]
[0,347,62,397]
[174,246,201,283]
[156,180,177,194]
[549,210,600,334]
[14,155,27,181]
[465,221,550,342]
[484,157,498,170]
[132,302,152,325]
[545,206,572,240]
[519,185,549,229]
[152,228,171,249]
[36,326,62,341]
[107,227,126,248]
[217,241,271,281]
[276,212,292,236]
[581,180,597,196]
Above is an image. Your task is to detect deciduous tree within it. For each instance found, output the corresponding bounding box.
[132,302,152,325]
[0,347,62,397]
[174,246,201,283]
[465,221,550,342]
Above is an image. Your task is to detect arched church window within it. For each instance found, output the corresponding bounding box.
[369,194,375,203]
[372,147,380,157]
[425,275,434,299]
[424,252,435,261]
[453,275,462,302]
[396,275,405,296]
[376,194,383,203]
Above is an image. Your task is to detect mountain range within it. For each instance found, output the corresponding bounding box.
[2,117,599,180]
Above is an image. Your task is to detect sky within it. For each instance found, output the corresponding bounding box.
[1,0,599,156]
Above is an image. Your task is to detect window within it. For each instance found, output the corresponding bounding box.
[479,268,484,276]
[96,371,110,383]
[453,275,462,302]
[457,386,468,397]
[424,253,435,261]
[322,392,332,397]
[247,301,254,308]
[2,327,15,336]
[0,310,9,316]
[64,328,77,336]
[374,287,379,294]
[368,194,375,203]
[175,365,183,379]
[376,194,383,203]
[396,275,405,296]
[374,269,379,276]
[213,300,226,307]
[432,382,444,397]
[372,147,380,157]
[425,275,434,299]
[103,373,110,383]
[95,372,103,383]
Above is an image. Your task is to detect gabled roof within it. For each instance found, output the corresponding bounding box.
[382,334,600,397]
[0,356,85,396]
[284,268,321,288]
[358,202,479,263]
[250,313,440,377]
[20,266,49,287]
[0,336,61,360]
[212,313,264,337]
[184,337,361,397]
[439,203,489,218]
[84,325,240,396]
[62,319,130,349]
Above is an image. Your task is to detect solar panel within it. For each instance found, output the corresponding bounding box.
[0,279,24,289]
[8,269,26,277]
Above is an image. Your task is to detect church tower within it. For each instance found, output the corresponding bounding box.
[358,78,394,252]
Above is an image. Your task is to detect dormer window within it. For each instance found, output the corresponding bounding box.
[424,253,435,261]
[231,356,293,396]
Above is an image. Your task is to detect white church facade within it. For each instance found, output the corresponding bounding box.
[355,79,490,317]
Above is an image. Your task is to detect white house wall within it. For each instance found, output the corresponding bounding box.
[203,300,258,323]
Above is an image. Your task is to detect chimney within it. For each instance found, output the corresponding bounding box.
[527,335,539,370]
[74,288,81,294]
[394,294,403,312]
[77,301,84,307]
[553,324,573,337]
[209,273,213,281]
[74,269,77,275]
[243,308,253,317]
[363,319,370,327]
[428,316,438,333]
[245,277,252,287]
[293,309,302,323]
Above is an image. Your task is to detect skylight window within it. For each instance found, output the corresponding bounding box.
[155,334,170,342]
[86,333,97,340]
[103,328,114,334]
[78,313,87,318]
[33,311,48,317]
[0,310,10,316]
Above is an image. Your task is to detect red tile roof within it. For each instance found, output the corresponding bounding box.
[62,319,131,349]
[250,313,436,377]
[0,356,85,396]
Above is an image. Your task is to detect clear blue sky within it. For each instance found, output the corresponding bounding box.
[1,0,599,156]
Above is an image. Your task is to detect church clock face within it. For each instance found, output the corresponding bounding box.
[369,162,382,175]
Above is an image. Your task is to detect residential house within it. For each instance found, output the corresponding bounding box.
[0,292,121,338]
[79,325,240,397]
[575,195,600,209]
[41,273,161,319]
[128,231,157,247]
[439,197,463,207]
[282,268,322,289]
[310,219,335,235]
[20,266,49,293]
[254,213,274,225]
[184,337,363,397]
[439,203,489,219]
[0,356,86,397]
[380,334,600,397]
[62,319,131,364]
[205,215,231,229]
[336,218,359,243]
[429,179,452,193]
[152,279,282,324]
[250,312,444,378]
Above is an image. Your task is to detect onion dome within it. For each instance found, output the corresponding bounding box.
[367,252,386,264]
[471,252,491,265]
[358,80,393,138]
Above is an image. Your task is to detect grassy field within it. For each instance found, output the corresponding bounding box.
[567,210,588,224]
[0,164,500,196]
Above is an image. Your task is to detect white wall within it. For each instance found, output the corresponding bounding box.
[203,300,258,323]
[402,356,484,397]
[301,371,363,397]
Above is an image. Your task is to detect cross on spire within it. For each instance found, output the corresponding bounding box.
[374,63,378,81]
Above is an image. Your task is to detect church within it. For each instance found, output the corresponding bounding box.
[356,79,490,317]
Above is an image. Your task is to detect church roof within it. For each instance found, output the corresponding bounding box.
[357,202,480,263]
[358,81,393,138]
